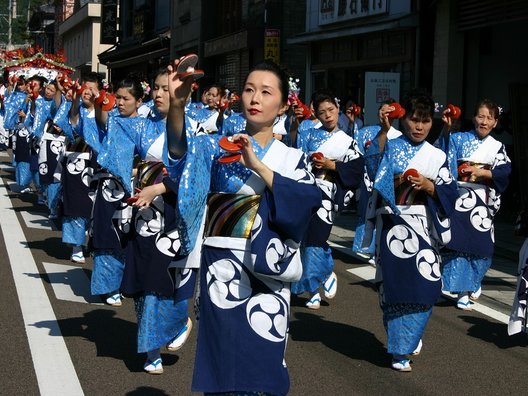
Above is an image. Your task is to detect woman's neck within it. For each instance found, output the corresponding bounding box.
[247,125,274,148]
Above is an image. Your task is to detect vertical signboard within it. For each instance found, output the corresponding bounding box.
[363,72,400,126]
[264,29,280,64]
[101,0,118,45]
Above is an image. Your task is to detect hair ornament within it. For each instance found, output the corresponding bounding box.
[140,81,151,96]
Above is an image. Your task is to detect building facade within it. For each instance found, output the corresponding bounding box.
[58,0,112,79]
[98,0,171,83]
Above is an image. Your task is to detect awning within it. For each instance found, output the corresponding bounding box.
[98,33,170,68]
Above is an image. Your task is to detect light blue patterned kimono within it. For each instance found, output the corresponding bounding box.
[364,133,457,356]
[56,101,95,248]
[437,130,511,293]
[291,126,363,295]
[90,112,165,296]
[353,125,402,255]
[165,116,321,396]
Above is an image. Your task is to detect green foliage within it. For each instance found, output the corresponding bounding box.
[0,0,52,47]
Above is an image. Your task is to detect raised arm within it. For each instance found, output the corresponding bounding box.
[166,59,194,158]
[377,103,394,152]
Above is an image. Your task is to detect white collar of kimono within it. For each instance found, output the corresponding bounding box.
[405,141,446,180]
[199,110,219,132]
[463,134,502,165]
[314,129,352,160]
[237,138,303,195]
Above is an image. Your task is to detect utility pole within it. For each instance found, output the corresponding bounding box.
[7,0,12,50]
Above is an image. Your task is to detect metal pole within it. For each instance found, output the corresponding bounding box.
[7,0,12,50]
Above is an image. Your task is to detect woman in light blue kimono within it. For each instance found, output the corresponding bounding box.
[120,70,191,375]
[89,76,162,307]
[165,60,321,395]
[36,80,66,219]
[363,91,458,372]
[291,92,364,309]
[56,72,102,263]
[5,77,38,192]
[186,83,225,134]
[437,99,511,310]
[352,100,402,262]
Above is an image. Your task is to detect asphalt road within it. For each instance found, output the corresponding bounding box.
[0,152,527,396]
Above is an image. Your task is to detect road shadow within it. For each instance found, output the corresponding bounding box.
[30,309,180,372]
[24,236,70,260]
[459,314,528,348]
[126,387,171,396]
[289,310,387,367]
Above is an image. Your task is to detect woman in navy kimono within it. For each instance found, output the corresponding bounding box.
[364,90,458,372]
[56,72,103,263]
[90,76,164,306]
[120,69,192,374]
[437,99,511,310]
[165,59,321,395]
[290,92,364,309]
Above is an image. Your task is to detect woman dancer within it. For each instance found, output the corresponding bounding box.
[165,59,321,395]
[438,99,511,310]
[121,69,192,374]
[364,90,457,371]
[291,91,364,309]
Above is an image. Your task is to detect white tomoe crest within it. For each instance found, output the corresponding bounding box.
[246,293,288,342]
[102,178,125,202]
[207,257,252,309]
[135,205,163,237]
[387,224,419,259]
[155,228,181,257]
[38,163,48,175]
[470,206,493,232]
[66,157,86,175]
[416,249,441,281]
[50,140,63,155]
[455,187,477,212]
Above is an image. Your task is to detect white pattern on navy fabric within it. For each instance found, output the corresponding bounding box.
[387,225,419,259]
[246,293,288,342]
[207,258,251,309]
[416,249,441,281]
[102,179,125,202]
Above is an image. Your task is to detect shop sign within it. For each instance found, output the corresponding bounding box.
[364,71,400,126]
[101,0,118,44]
[264,29,280,64]
[319,0,387,25]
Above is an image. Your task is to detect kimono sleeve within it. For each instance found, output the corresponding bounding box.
[490,144,511,193]
[250,158,321,281]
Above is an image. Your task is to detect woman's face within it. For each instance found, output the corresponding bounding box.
[473,106,498,139]
[82,81,99,107]
[242,70,287,131]
[205,87,221,108]
[403,111,433,144]
[316,100,339,131]
[116,87,141,117]
[152,73,169,116]
[44,84,56,100]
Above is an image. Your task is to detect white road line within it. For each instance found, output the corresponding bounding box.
[347,266,376,282]
[42,262,102,305]
[0,180,84,395]
[20,210,58,231]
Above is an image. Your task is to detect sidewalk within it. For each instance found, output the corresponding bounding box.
[329,210,524,315]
